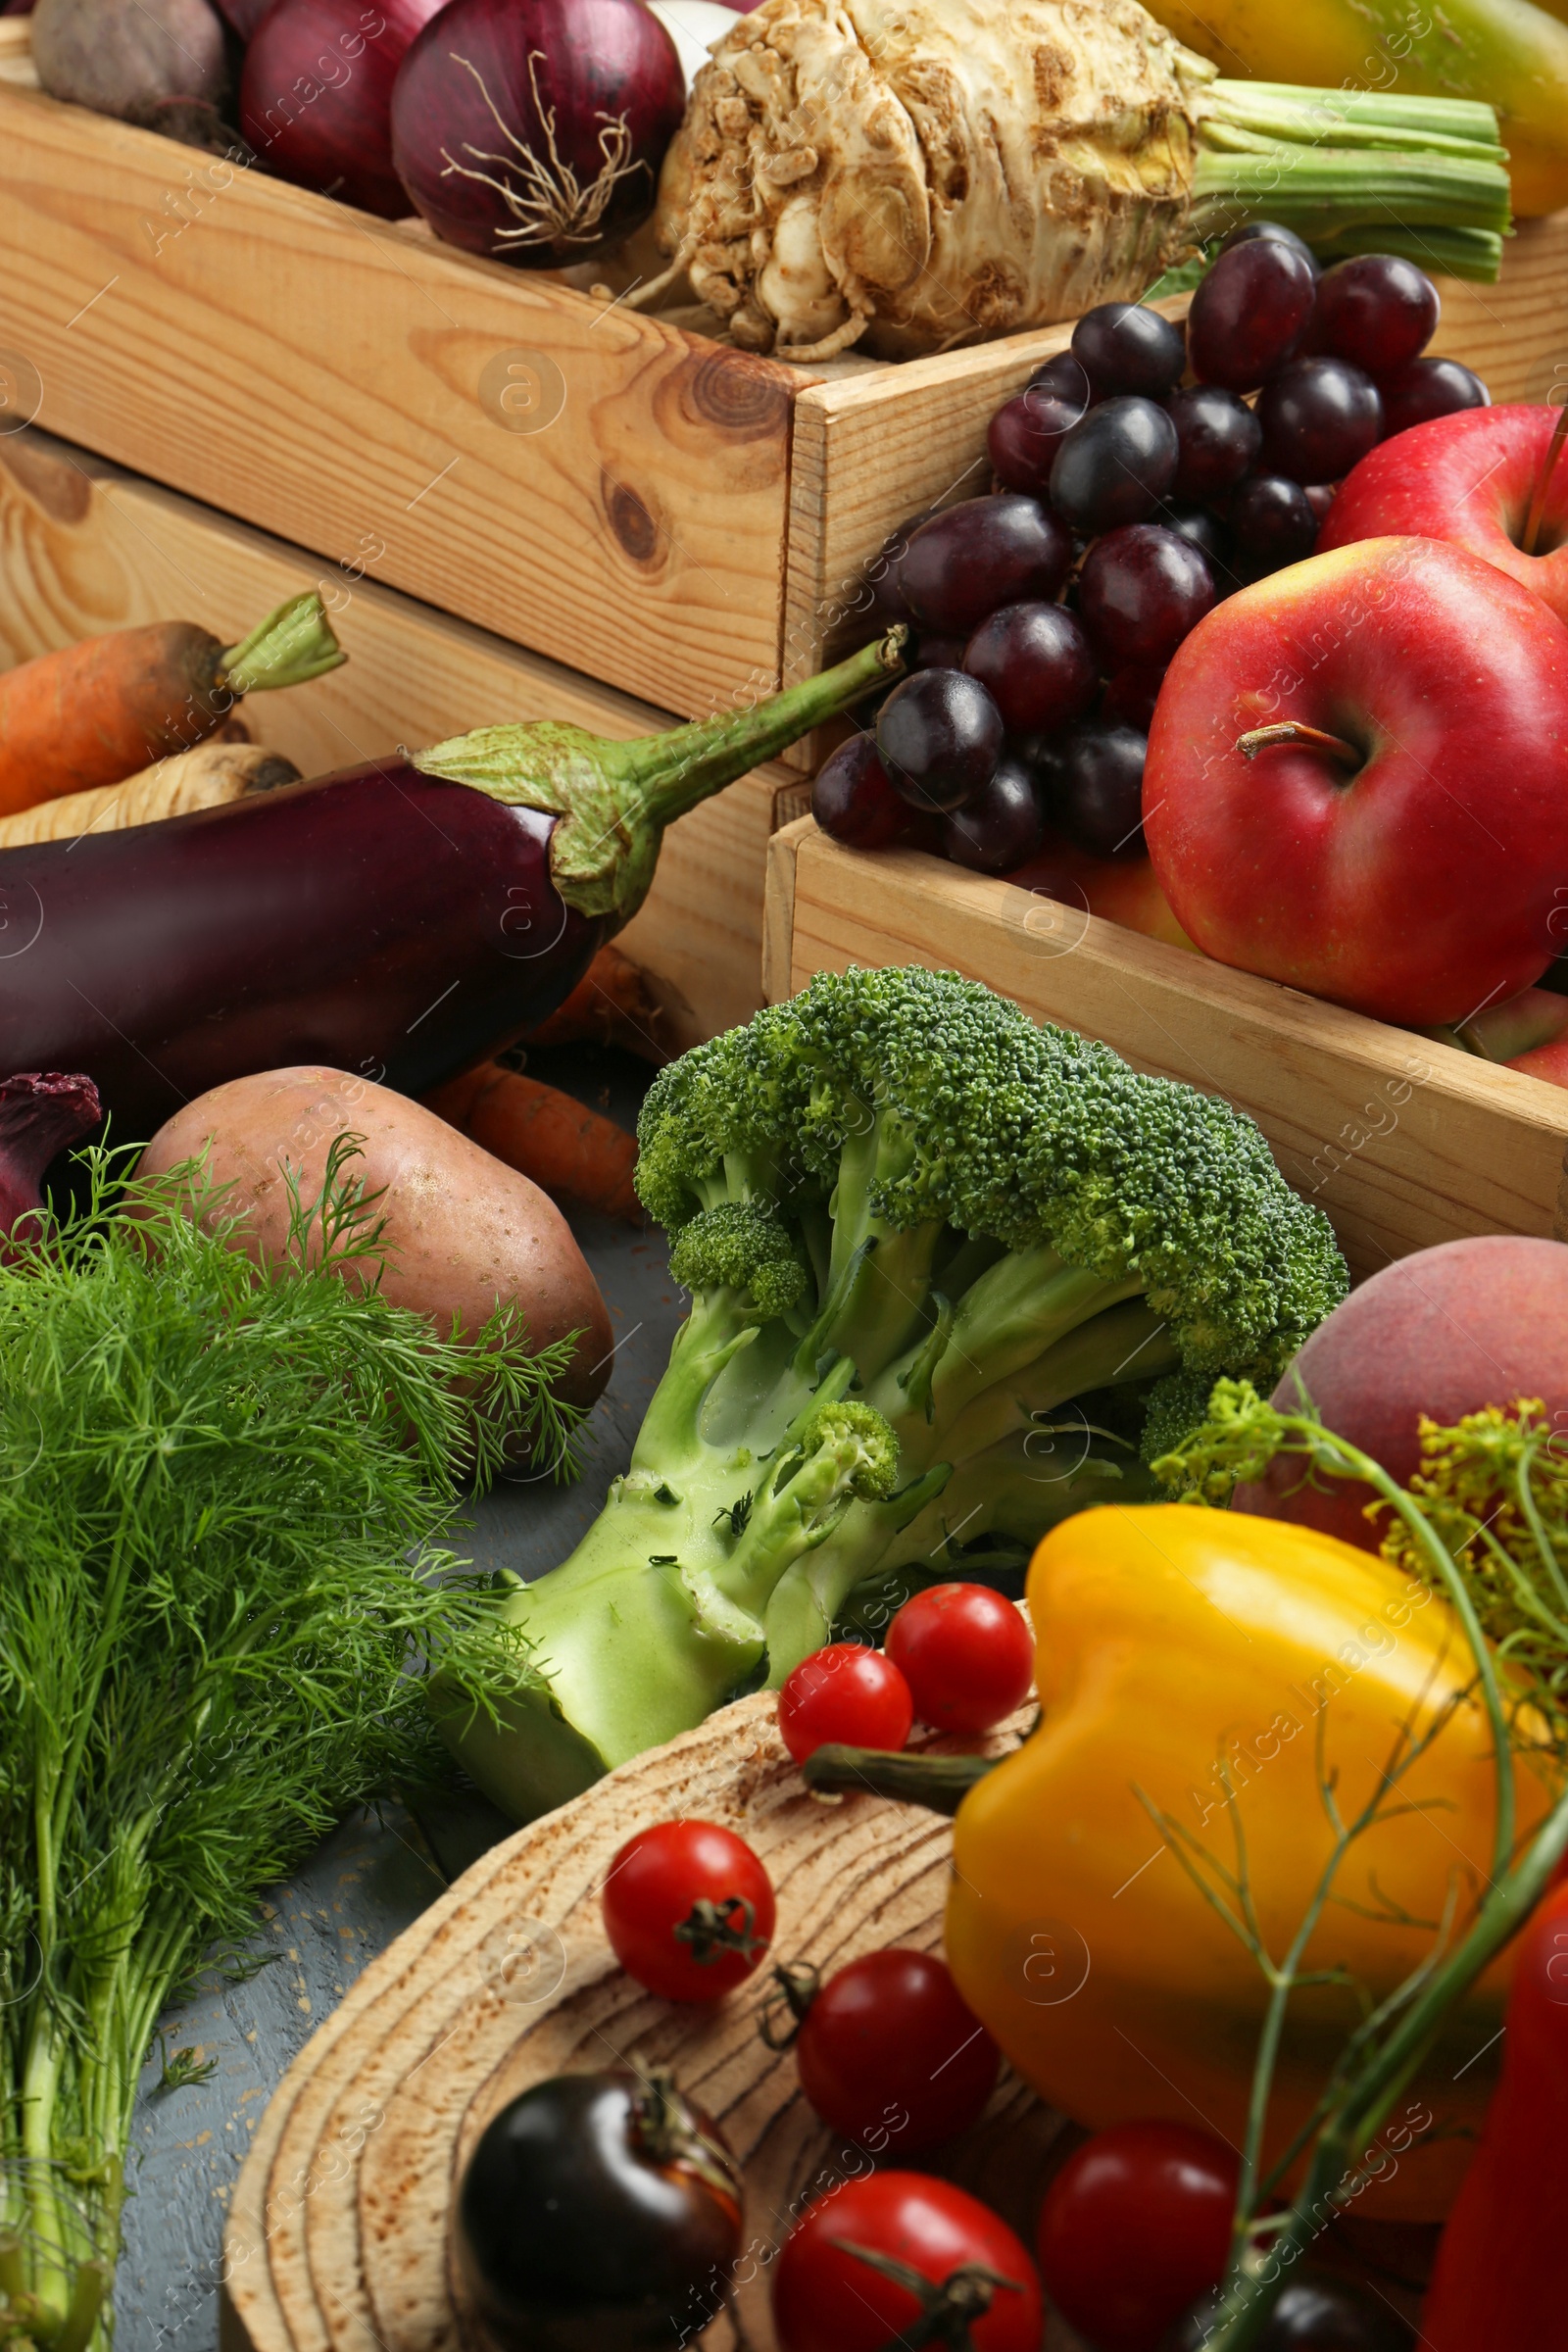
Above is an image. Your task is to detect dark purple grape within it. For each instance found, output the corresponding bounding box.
[860,509,934,628]
[1027,349,1094,409]
[914,633,968,670]
[988,388,1083,494]
[811,733,907,850]
[1046,722,1148,861]
[962,602,1097,736]
[1377,355,1490,436]
[1165,507,1242,596]
[875,668,1003,813]
[1167,384,1262,502]
[1189,238,1316,392]
[901,496,1072,637]
[1100,666,1165,731]
[1158,2269,1412,2351]
[1080,523,1214,670]
[1228,473,1319,570]
[1049,398,1180,536]
[1310,253,1438,376]
[1071,302,1187,400]
[1258,358,1382,483]
[1218,220,1318,273]
[1303,484,1337,524]
[941,754,1044,874]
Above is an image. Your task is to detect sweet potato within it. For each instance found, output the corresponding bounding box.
[137,1065,613,1409]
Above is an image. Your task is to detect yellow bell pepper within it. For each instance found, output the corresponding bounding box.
[1144,0,1568,217]
[941,1506,1550,2223]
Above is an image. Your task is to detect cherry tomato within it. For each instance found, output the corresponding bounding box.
[1160,2269,1413,2349]
[773,2171,1044,2352]
[767,1948,1000,2153]
[1037,2120,1240,2352]
[776,1642,913,1764]
[457,2068,743,2352]
[602,1820,775,2002]
[885,1584,1035,1733]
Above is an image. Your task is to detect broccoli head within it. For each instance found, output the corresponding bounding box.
[440,966,1348,1822]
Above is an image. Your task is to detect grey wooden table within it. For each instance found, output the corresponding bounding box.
[114,1047,686,2352]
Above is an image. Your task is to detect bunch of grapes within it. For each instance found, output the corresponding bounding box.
[813,225,1490,880]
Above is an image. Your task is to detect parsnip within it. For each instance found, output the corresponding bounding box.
[0,740,299,847]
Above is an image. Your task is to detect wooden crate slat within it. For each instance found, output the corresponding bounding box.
[772,821,1568,1279]
[0,429,782,1048]
[0,42,802,721]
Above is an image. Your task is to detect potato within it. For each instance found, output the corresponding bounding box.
[138,1066,613,1410]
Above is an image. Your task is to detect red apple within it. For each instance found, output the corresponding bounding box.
[1143,535,1568,1026]
[1320,406,1568,627]
[1234,1236,1568,1550]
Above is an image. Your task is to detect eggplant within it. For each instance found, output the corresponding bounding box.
[0,634,905,1138]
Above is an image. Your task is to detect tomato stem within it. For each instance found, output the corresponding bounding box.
[1236,721,1360,765]
[672,1893,769,1967]
[758,1960,818,2051]
[832,2243,1023,2351]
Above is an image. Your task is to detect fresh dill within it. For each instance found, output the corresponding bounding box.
[0,1145,580,2347]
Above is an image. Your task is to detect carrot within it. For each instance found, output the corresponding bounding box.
[0,742,300,848]
[0,590,343,816]
[521,943,669,1061]
[422,1063,643,1222]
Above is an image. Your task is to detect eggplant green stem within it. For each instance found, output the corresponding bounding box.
[415,627,908,924]
[218,592,347,696]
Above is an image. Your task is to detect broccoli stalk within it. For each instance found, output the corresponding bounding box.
[438,968,1348,1823]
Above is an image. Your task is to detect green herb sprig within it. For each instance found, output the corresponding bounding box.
[1153,1382,1568,2349]
[0,1144,581,2348]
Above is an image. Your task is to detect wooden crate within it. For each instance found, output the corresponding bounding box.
[3,15,1566,749]
[0,425,797,1051]
[764,820,1568,1282]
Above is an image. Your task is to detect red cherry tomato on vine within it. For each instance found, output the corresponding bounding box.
[1036,2119,1240,2352]
[601,1820,775,2002]
[776,1642,913,1764]
[885,1584,1035,1734]
[776,1947,1000,2153]
[773,2171,1043,2352]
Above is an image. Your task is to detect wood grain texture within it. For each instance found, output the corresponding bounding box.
[775,213,1568,772]
[219,1691,1075,2352]
[770,821,1568,1280]
[0,25,802,720]
[0,429,782,1046]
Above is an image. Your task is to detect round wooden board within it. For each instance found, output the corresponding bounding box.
[220,1691,1074,2352]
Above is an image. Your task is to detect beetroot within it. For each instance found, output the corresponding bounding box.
[1233,1235,1568,1549]
[389,0,684,266]
[240,0,449,218]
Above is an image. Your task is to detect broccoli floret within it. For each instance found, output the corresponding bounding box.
[667,1200,807,1316]
[445,967,1348,1823]
[792,1400,900,1501]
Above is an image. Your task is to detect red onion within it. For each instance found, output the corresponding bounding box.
[389,0,685,267]
[0,1073,100,1255]
[240,0,448,218]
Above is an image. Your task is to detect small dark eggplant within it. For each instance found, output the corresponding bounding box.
[456,2068,743,2351]
[0,633,905,1140]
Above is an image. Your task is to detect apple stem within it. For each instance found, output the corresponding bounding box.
[1236,721,1360,766]
[1523,399,1568,558]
